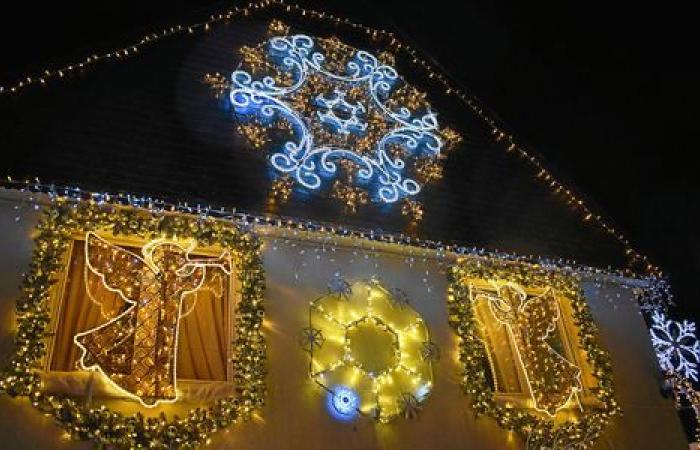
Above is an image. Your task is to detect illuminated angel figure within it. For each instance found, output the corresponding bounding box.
[471,282,583,416]
[74,232,231,407]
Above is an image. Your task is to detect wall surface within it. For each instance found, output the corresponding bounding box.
[0,193,688,449]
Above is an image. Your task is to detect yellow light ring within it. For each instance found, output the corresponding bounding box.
[307,279,436,423]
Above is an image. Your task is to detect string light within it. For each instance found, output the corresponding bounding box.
[331,180,369,213]
[75,232,232,407]
[0,200,267,448]
[306,279,435,423]
[448,259,620,448]
[470,282,583,417]
[0,0,660,275]
[269,176,294,203]
[236,122,269,150]
[0,177,671,311]
[666,372,700,442]
[0,181,678,447]
[213,26,459,209]
[328,385,360,420]
[401,198,423,223]
[650,311,700,381]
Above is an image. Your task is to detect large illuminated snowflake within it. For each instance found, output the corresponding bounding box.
[208,22,461,211]
[650,310,700,381]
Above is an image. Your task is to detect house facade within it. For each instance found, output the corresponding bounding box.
[0,2,694,449]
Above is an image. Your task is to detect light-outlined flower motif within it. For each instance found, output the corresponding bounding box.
[327,272,352,299]
[398,392,422,419]
[650,310,700,381]
[299,326,325,353]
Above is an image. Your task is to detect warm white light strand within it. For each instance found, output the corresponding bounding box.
[0,0,660,274]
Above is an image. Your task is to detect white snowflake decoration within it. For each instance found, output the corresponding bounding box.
[650,310,700,381]
[327,272,352,299]
[228,33,447,204]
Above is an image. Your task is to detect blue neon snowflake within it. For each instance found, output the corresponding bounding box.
[226,32,450,205]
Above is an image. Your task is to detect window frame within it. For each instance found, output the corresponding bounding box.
[467,278,600,410]
[41,231,240,399]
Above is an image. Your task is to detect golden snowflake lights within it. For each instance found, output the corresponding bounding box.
[236,122,269,150]
[203,72,229,98]
[331,180,369,213]
[401,199,423,223]
[269,176,294,204]
[414,159,443,184]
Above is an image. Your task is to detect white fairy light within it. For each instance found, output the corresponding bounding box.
[650,310,700,381]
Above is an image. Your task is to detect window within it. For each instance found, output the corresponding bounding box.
[468,279,599,415]
[41,233,238,405]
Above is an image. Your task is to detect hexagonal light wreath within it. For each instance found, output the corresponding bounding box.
[303,279,437,423]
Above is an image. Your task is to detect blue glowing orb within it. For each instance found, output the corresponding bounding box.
[326,386,360,421]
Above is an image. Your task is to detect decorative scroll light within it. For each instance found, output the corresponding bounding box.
[206,20,462,212]
[470,282,583,416]
[303,279,436,423]
[650,310,700,381]
[75,232,232,407]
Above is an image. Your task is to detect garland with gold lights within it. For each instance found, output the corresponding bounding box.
[665,372,700,442]
[447,259,620,448]
[0,0,660,274]
[0,178,673,312]
[0,200,267,448]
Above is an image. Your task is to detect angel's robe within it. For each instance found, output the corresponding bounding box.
[474,283,582,416]
[75,233,226,406]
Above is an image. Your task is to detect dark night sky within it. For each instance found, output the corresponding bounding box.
[1,1,698,320]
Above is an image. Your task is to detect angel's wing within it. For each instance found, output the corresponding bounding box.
[470,282,525,325]
[84,232,149,307]
[179,250,232,276]
[180,271,225,318]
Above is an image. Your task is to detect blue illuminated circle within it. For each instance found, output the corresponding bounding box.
[327,385,360,421]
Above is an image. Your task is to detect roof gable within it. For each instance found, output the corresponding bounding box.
[0,4,639,272]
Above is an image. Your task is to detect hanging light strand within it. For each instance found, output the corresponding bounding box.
[0,177,672,311]
[0,0,659,276]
